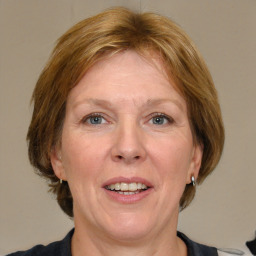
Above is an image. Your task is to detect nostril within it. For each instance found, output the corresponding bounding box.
[116,155,140,160]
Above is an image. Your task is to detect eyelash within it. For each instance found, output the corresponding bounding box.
[148,113,174,125]
[81,113,107,125]
[80,112,174,126]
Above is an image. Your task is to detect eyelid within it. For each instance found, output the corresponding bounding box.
[81,112,108,124]
[80,112,174,125]
[148,112,174,123]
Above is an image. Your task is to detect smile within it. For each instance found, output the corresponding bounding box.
[105,182,148,195]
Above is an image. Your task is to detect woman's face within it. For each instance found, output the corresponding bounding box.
[51,50,202,241]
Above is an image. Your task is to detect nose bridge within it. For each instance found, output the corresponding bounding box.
[111,116,146,163]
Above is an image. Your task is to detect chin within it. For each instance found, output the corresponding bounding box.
[103,214,155,242]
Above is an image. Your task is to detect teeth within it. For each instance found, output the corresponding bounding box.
[141,184,147,189]
[117,191,139,195]
[114,183,121,190]
[121,183,129,191]
[106,182,148,192]
[128,183,137,191]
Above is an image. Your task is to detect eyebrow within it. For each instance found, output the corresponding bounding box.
[145,98,185,111]
[73,98,113,110]
[73,98,185,111]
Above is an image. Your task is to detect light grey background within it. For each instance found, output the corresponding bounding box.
[1,0,255,254]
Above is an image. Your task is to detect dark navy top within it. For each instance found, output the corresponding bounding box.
[6,229,218,256]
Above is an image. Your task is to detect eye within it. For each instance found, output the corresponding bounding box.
[149,113,173,125]
[82,113,107,125]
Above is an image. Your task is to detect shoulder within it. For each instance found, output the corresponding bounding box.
[5,229,74,256]
[178,231,218,256]
[177,232,253,256]
[218,247,253,255]
[6,244,56,256]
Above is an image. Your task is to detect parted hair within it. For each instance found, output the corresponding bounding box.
[27,7,224,217]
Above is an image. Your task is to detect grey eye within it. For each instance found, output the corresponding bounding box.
[89,116,103,124]
[81,113,108,126]
[152,116,167,125]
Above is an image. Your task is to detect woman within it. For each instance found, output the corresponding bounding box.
[8,7,224,256]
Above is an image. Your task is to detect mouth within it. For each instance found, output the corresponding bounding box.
[105,182,149,195]
[102,177,153,203]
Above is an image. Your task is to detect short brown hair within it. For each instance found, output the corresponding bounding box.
[27,7,224,217]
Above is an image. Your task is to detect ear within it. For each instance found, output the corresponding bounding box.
[50,147,67,181]
[186,143,203,184]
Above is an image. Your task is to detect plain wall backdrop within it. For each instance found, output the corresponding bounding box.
[1,0,255,254]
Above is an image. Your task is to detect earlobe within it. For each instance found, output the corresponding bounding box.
[186,143,203,184]
[50,147,67,181]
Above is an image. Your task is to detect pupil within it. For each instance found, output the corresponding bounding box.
[153,117,164,124]
[91,116,101,124]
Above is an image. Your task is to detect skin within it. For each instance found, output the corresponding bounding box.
[51,50,202,256]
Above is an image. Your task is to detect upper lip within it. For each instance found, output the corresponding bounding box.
[102,176,153,188]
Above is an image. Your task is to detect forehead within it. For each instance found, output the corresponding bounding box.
[67,50,186,110]
[91,50,168,80]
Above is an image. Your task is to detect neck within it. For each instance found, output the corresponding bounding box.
[71,213,187,256]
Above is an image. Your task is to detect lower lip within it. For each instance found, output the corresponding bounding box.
[103,188,153,204]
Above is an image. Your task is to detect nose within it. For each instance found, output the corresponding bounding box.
[111,120,146,164]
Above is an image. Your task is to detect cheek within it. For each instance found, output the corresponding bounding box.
[149,134,193,184]
[60,134,105,207]
[61,133,106,180]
